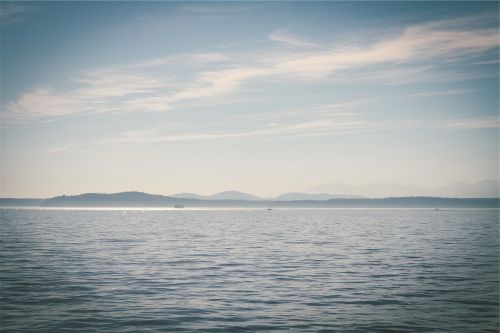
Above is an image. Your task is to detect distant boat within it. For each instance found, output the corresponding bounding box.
[434,208,440,211]
[174,204,185,209]
[266,202,273,210]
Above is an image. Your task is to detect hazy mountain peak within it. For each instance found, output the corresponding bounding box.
[436,179,500,198]
[209,191,262,201]
[305,179,500,198]
[171,192,207,200]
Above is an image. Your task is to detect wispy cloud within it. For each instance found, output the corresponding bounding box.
[3,14,498,123]
[473,59,500,65]
[273,20,498,79]
[74,69,167,97]
[347,65,434,84]
[405,89,476,99]
[446,117,499,129]
[47,90,498,153]
[132,52,230,69]
[3,70,169,122]
[0,2,33,27]
[269,30,318,47]
[49,116,378,153]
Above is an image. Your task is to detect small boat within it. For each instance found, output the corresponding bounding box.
[174,204,185,209]
[266,208,273,211]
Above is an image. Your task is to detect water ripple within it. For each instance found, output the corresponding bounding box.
[0,209,498,332]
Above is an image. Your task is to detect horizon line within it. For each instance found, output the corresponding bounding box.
[1,190,499,201]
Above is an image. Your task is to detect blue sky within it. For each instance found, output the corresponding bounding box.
[0,1,498,198]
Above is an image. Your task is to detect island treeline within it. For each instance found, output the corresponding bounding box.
[0,191,498,208]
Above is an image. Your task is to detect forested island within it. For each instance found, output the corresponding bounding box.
[1,191,498,208]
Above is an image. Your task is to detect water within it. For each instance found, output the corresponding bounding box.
[1,208,498,332]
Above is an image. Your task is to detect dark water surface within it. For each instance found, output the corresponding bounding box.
[1,208,498,332]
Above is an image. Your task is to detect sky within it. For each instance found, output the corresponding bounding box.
[0,1,499,198]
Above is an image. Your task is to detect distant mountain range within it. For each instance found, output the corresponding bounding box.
[170,180,500,201]
[305,179,500,198]
[172,191,262,201]
[171,191,364,201]
[1,191,498,208]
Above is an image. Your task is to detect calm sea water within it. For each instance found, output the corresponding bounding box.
[0,208,498,332]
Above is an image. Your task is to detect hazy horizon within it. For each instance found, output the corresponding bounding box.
[2,178,499,200]
[1,1,499,198]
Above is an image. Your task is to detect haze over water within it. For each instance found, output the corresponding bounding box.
[1,208,498,332]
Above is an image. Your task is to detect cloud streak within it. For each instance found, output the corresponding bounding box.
[49,116,380,152]
[2,14,498,123]
[0,2,33,27]
[269,30,319,47]
[49,93,494,154]
[3,70,169,122]
[446,117,499,129]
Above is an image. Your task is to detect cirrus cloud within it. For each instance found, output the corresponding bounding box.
[2,14,498,123]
